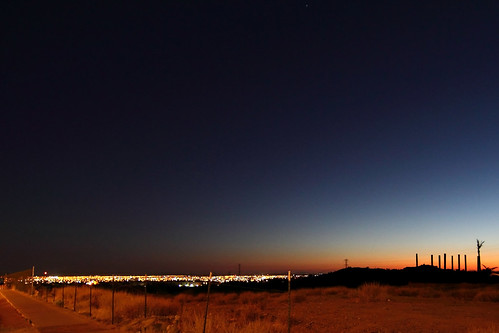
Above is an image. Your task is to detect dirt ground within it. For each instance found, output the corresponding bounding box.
[179,283,499,333]
[290,295,499,332]
[286,285,499,333]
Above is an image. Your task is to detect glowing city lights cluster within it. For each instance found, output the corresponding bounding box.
[33,274,291,286]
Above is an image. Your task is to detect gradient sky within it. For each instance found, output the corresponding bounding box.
[2,1,499,275]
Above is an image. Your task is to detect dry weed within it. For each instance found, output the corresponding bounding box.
[474,290,499,302]
[467,324,499,333]
[356,282,389,302]
[181,310,286,333]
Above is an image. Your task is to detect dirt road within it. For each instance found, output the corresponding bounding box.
[0,290,118,333]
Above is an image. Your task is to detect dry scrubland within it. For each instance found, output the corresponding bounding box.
[39,283,499,332]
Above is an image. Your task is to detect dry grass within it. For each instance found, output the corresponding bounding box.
[47,286,289,332]
[467,325,499,333]
[356,282,389,302]
[39,283,499,332]
[386,283,499,302]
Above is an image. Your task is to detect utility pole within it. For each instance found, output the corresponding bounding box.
[344,259,348,269]
[30,266,34,296]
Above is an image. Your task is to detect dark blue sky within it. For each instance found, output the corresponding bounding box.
[2,1,499,275]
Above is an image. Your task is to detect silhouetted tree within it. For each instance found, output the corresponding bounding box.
[476,239,484,272]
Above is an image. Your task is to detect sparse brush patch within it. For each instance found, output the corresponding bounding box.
[321,287,338,296]
[389,286,420,297]
[322,286,351,297]
[239,291,261,304]
[181,310,287,333]
[305,288,324,296]
[473,290,499,302]
[451,289,479,301]
[389,284,445,299]
[148,297,181,316]
[242,304,263,322]
[467,324,499,333]
[210,292,242,306]
[292,294,307,303]
[419,288,442,298]
[356,282,389,302]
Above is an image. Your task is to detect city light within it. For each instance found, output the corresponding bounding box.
[32,274,295,286]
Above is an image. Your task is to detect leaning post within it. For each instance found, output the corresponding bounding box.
[73,284,77,311]
[144,274,147,318]
[202,272,213,333]
[288,270,292,333]
[89,285,92,317]
[112,276,115,325]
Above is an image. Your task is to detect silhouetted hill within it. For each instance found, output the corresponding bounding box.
[293,265,499,288]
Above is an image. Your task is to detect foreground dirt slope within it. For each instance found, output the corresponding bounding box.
[292,295,499,332]
[193,283,499,333]
[286,285,499,333]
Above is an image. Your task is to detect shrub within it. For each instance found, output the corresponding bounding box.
[357,282,389,302]
[467,324,499,333]
[181,311,286,333]
[473,290,499,302]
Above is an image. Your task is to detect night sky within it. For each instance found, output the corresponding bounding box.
[2,1,499,275]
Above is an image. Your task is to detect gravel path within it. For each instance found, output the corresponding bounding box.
[0,290,118,333]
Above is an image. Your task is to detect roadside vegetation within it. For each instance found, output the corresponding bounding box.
[32,283,499,332]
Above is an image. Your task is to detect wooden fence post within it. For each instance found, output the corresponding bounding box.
[73,285,77,311]
[288,270,292,333]
[203,272,213,333]
[144,274,147,319]
[89,285,92,317]
[112,276,115,325]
